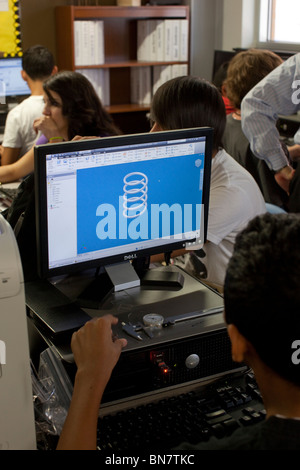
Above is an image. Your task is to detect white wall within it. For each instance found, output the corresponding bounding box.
[221,0,257,50]
[185,0,259,80]
[184,0,223,80]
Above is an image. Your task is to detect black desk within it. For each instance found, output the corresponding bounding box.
[25,265,242,404]
[26,266,223,356]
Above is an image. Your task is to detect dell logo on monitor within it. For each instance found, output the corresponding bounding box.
[124,254,137,261]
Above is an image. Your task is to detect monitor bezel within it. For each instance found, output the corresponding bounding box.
[0,57,30,98]
[34,127,213,280]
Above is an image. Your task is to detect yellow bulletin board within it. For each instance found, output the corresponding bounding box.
[0,0,22,58]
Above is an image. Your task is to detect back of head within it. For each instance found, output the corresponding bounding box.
[150,75,226,151]
[22,45,55,81]
[224,212,300,386]
[226,49,283,109]
[43,70,120,139]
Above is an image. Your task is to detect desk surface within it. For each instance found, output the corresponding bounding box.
[26,265,224,362]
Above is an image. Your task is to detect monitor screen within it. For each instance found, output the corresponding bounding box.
[0,58,30,99]
[212,48,296,81]
[34,128,213,288]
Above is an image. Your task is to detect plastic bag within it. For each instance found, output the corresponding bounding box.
[31,347,73,450]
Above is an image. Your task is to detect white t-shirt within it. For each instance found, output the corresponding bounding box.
[2,95,44,157]
[179,149,266,289]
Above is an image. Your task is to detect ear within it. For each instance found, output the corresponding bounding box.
[227,324,249,363]
[221,83,227,97]
[21,70,28,82]
[51,65,58,76]
[150,122,162,133]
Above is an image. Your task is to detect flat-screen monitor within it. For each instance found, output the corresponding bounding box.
[0,58,30,100]
[212,50,237,81]
[212,48,296,82]
[34,128,213,300]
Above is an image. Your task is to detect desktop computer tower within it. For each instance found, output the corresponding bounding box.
[0,215,36,450]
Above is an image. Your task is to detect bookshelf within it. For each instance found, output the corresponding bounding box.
[55,5,190,134]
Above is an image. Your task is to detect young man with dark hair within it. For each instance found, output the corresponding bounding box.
[0,45,57,166]
[192,212,300,450]
[57,212,300,451]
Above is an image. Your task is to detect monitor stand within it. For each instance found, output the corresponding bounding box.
[77,261,140,309]
[77,259,185,309]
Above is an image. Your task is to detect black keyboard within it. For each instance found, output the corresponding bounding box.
[97,370,265,451]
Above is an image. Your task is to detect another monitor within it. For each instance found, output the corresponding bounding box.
[34,128,213,300]
[0,57,30,100]
[212,50,237,82]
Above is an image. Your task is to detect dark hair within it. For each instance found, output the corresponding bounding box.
[226,49,283,109]
[43,71,120,140]
[224,212,300,386]
[150,76,226,151]
[22,45,55,81]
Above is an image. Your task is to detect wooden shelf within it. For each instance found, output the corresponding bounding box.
[66,5,189,20]
[55,5,190,134]
[75,60,188,69]
[106,103,150,114]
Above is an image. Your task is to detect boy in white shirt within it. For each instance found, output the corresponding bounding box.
[1,45,57,166]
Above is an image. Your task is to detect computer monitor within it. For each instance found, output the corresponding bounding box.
[0,57,30,101]
[34,128,213,300]
[212,48,296,82]
[212,50,237,82]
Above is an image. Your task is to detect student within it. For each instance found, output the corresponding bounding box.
[57,212,300,450]
[222,49,288,209]
[150,76,266,291]
[0,70,120,183]
[177,212,300,450]
[241,53,300,194]
[3,71,121,282]
[0,45,57,166]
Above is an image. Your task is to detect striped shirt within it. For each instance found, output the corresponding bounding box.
[241,53,300,172]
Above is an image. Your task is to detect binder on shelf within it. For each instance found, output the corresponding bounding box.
[137,19,189,63]
[152,64,188,95]
[137,20,150,62]
[77,68,110,107]
[74,20,105,66]
[179,19,189,61]
[131,67,152,106]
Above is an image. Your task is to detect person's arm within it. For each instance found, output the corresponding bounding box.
[0,146,34,183]
[241,54,300,174]
[1,146,21,166]
[56,315,127,450]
